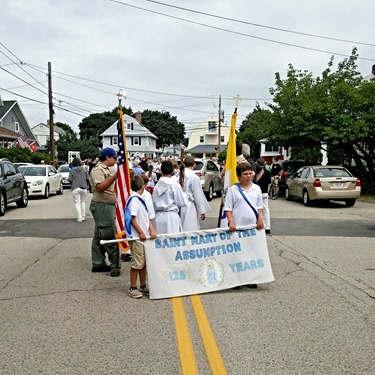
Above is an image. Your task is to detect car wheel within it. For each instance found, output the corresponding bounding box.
[345,199,356,207]
[56,182,64,195]
[303,190,310,206]
[205,184,214,201]
[0,191,6,216]
[44,184,50,199]
[16,188,28,208]
[285,187,293,201]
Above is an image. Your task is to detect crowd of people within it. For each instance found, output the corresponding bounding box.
[66,144,276,298]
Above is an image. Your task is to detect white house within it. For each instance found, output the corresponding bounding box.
[31,122,65,147]
[186,114,230,158]
[0,99,36,148]
[101,112,160,158]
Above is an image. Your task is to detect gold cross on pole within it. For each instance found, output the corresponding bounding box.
[117,89,127,107]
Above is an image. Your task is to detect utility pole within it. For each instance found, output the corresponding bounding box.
[217,95,222,155]
[48,62,55,167]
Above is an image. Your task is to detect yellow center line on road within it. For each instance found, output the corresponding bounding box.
[172,296,199,375]
[191,294,228,375]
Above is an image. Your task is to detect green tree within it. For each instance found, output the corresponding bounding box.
[78,106,133,141]
[141,110,185,150]
[266,48,375,192]
[238,104,275,159]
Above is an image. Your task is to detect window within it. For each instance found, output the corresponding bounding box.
[200,136,204,143]
[133,137,139,145]
[14,122,19,133]
[208,121,216,129]
[112,137,118,145]
[301,168,310,179]
[265,143,278,152]
[126,122,134,130]
[220,136,224,142]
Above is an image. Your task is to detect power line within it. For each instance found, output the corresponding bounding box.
[109,0,374,61]
[143,0,375,47]
[0,42,48,90]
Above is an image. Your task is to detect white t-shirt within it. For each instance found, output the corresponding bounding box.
[223,183,263,226]
[128,192,150,237]
[142,189,155,220]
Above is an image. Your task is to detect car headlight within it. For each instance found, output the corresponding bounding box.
[32,180,44,186]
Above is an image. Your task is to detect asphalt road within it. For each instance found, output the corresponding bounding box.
[1,191,374,374]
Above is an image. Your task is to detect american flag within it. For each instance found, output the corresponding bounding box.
[115,108,131,251]
[17,135,30,149]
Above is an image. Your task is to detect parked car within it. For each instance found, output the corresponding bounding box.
[18,165,64,198]
[285,165,361,206]
[193,159,222,201]
[13,162,35,168]
[0,158,28,216]
[278,160,313,196]
[57,164,71,188]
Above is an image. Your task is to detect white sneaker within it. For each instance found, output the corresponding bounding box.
[76,219,82,223]
[128,288,142,299]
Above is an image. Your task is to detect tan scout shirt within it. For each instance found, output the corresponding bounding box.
[90,162,116,204]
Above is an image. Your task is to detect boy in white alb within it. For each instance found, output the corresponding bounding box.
[224,162,263,290]
[127,175,157,299]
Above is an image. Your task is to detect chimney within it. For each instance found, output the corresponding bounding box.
[372,64,375,75]
[135,111,142,124]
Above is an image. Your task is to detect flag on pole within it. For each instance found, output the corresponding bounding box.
[17,135,30,149]
[219,109,238,227]
[30,142,37,153]
[115,107,132,251]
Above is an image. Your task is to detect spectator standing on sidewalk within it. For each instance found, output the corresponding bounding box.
[68,157,89,223]
[89,147,121,277]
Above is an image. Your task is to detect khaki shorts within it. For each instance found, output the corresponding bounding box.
[130,241,146,269]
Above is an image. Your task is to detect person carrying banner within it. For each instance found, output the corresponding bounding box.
[126,175,157,298]
[224,162,263,289]
[152,160,188,234]
[180,155,211,231]
[89,147,121,277]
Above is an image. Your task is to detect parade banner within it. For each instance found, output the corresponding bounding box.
[144,226,275,299]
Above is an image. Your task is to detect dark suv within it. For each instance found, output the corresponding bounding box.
[0,158,28,216]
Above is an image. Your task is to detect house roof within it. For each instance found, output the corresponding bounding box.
[127,145,160,153]
[32,123,65,134]
[101,114,157,139]
[0,100,16,120]
[0,100,35,141]
[186,144,227,153]
[0,127,22,140]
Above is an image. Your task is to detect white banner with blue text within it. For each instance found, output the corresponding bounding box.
[144,226,275,299]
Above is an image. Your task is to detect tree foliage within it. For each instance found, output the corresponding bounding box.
[240,48,375,192]
[141,110,185,150]
[78,106,133,141]
[238,104,274,160]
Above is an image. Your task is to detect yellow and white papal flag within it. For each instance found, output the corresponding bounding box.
[219,109,238,227]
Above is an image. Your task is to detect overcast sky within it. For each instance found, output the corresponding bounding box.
[1,0,374,135]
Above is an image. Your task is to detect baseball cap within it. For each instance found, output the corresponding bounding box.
[100,147,117,158]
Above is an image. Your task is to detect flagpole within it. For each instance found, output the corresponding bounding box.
[217,94,241,227]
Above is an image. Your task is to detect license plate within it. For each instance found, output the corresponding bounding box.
[334,183,344,188]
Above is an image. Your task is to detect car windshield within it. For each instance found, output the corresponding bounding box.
[20,167,46,176]
[313,168,351,178]
[58,166,70,172]
[194,162,204,171]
